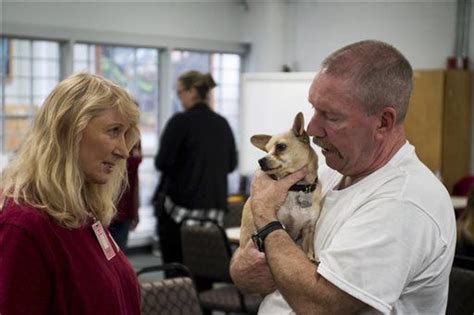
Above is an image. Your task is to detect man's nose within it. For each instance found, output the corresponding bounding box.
[307,113,325,138]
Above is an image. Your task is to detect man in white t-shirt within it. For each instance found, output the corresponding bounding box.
[230,40,456,314]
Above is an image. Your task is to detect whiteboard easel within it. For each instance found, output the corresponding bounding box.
[240,72,325,176]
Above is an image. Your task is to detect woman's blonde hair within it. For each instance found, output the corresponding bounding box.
[0,72,140,228]
[459,187,474,243]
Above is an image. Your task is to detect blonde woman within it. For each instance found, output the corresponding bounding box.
[0,73,141,314]
[457,187,474,257]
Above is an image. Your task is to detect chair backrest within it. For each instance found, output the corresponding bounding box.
[224,200,245,229]
[453,255,474,270]
[446,267,474,315]
[453,176,474,196]
[180,218,233,282]
[137,263,203,315]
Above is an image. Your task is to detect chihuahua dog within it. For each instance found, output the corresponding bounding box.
[240,112,322,261]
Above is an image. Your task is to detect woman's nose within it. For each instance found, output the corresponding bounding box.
[115,137,130,160]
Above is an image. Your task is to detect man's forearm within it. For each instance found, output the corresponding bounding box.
[264,229,323,313]
[264,230,367,314]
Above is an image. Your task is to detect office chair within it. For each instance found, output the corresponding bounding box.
[137,262,203,315]
[180,217,263,314]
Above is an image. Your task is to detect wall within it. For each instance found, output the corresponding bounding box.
[243,1,459,71]
[2,0,246,47]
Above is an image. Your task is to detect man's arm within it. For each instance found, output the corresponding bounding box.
[230,240,276,295]
[264,229,367,314]
[247,169,368,314]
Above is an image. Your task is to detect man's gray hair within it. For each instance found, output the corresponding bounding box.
[321,40,413,124]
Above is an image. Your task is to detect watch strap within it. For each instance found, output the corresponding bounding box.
[251,221,285,252]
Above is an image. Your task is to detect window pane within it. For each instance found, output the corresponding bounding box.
[11,58,31,76]
[5,77,31,96]
[4,98,30,115]
[33,59,59,78]
[33,78,57,97]
[221,85,239,99]
[11,40,30,58]
[222,54,240,69]
[32,41,59,59]
[137,48,157,65]
[99,46,135,87]
[74,43,88,60]
[74,61,89,73]
[4,116,32,152]
[138,157,159,212]
[221,70,240,85]
[2,38,60,156]
[33,95,49,108]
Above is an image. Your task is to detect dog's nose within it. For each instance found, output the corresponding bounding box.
[258,158,269,171]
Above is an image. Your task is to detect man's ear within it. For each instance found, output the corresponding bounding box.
[292,112,305,137]
[376,107,397,137]
[251,135,272,152]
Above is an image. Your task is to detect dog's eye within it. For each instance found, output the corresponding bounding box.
[276,143,287,152]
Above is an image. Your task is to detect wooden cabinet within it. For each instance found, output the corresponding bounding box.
[404,70,471,194]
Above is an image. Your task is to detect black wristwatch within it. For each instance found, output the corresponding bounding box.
[251,221,286,252]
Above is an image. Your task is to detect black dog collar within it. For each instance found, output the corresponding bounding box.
[289,177,318,193]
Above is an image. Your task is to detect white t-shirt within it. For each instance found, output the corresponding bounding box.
[258,142,456,314]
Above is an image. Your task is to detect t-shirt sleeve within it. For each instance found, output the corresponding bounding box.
[317,199,445,313]
[0,223,52,314]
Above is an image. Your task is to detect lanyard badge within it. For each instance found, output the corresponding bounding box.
[92,221,116,260]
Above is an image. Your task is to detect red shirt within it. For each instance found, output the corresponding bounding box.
[0,199,140,314]
[115,141,142,223]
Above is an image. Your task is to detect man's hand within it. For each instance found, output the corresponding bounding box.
[230,240,276,295]
[250,167,308,228]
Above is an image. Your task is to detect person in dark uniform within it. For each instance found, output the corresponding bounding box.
[154,70,237,281]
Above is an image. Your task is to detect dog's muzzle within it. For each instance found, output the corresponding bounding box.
[258,157,271,171]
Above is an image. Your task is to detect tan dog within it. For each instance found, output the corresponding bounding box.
[240,112,322,261]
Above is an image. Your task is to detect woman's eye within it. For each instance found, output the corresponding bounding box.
[276,143,287,152]
[109,127,121,137]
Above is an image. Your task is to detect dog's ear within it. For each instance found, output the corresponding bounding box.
[251,135,271,152]
[292,112,305,137]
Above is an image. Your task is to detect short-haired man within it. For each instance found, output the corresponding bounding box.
[230,40,456,314]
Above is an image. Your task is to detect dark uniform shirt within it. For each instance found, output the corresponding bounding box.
[155,102,237,210]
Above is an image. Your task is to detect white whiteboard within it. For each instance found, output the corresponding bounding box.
[240,72,325,176]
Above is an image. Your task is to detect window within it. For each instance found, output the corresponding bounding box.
[73,43,160,210]
[0,38,60,159]
[171,50,242,194]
